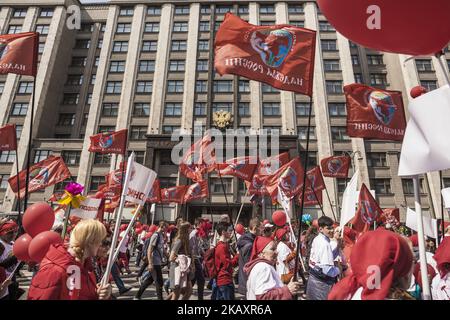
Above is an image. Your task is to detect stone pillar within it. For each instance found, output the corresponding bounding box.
[0,7,12,33]
[248,2,262,133]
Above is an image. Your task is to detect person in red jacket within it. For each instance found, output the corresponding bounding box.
[212,221,239,300]
[28,219,112,300]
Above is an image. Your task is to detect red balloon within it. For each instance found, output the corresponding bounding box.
[235,224,245,235]
[410,86,428,99]
[22,202,55,237]
[272,210,287,227]
[13,233,33,262]
[317,0,450,56]
[28,231,63,262]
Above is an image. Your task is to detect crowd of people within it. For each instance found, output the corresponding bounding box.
[0,212,449,301]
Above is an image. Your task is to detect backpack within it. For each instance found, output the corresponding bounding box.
[202,246,218,279]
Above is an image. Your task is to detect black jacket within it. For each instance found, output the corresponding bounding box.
[236,232,256,296]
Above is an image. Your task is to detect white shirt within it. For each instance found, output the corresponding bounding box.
[309,233,340,277]
[276,241,293,276]
[431,272,450,300]
[0,238,13,299]
[247,261,284,300]
[118,231,129,253]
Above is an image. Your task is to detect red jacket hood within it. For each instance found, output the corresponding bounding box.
[40,243,81,270]
[244,258,275,276]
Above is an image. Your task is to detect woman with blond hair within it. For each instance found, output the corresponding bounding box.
[28,219,112,300]
[167,222,194,300]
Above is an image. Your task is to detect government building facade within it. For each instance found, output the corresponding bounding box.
[0,0,449,224]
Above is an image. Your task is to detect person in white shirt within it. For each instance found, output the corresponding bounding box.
[274,228,295,283]
[306,216,340,300]
[432,237,450,300]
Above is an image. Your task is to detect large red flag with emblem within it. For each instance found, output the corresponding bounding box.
[180,133,216,182]
[320,155,351,178]
[146,179,161,203]
[265,157,305,200]
[305,166,326,192]
[352,183,383,233]
[297,189,323,207]
[0,124,17,151]
[215,13,316,96]
[245,175,270,196]
[89,129,128,154]
[380,208,400,228]
[160,186,189,204]
[8,156,71,198]
[184,180,209,203]
[99,184,121,200]
[216,156,257,182]
[344,83,406,141]
[257,152,290,176]
[0,32,39,76]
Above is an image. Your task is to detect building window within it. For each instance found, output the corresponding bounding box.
[61,151,81,166]
[420,80,438,91]
[263,103,280,116]
[402,179,426,195]
[263,126,281,134]
[97,39,103,49]
[298,127,316,140]
[80,23,93,32]
[90,74,96,85]
[116,23,131,34]
[110,61,125,73]
[34,150,52,163]
[367,152,387,167]
[112,41,128,52]
[196,80,208,93]
[216,6,233,14]
[171,40,187,51]
[194,103,207,116]
[142,41,157,52]
[371,179,392,195]
[199,21,210,32]
[290,21,304,28]
[198,40,209,51]
[0,151,16,164]
[326,81,343,94]
[35,25,50,35]
[57,114,76,126]
[321,40,337,51]
[162,126,179,134]
[74,39,90,49]
[201,5,211,14]
[98,126,115,134]
[415,59,433,72]
[130,126,147,140]
[173,22,188,32]
[147,6,161,15]
[136,81,153,93]
[238,103,250,117]
[102,103,119,117]
[262,83,279,93]
[119,7,134,16]
[288,4,304,14]
[105,81,122,94]
[8,25,22,34]
[17,82,34,94]
[167,80,184,93]
[15,125,23,137]
[133,103,150,117]
[131,151,145,164]
[13,8,27,18]
[331,126,350,141]
[175,6,190,15]
[63,94,79,105]
[38,42,45,54]
[212,103,232,113]
[0,82,5,94]
[367,54,384,65]
[169,60,185,72]
[93,153,111,165]
[351,55,360,66]
[239,80,250,93]
[40,8,54,17]
[165,103,182,116]
[71,57,87,67]
[443,178,450,188]
[260,21,275,26]
[89,176,106,192]
[159,150,173,165]
[328,103,346,116]
[349,41,357,48]
[337,178,347,193]
[94,56,100,67]
[66,75,83,86]
[211,178,232,193]
[86,94,93,105]
[145,22,160,33]
[0,174,10,190]
[370,74,388,87]
[295,102,312,116]
[197,60,208,71]
[139,60,155,73]
[324,59,341,71]
[213,80,233,93]
[319,21,335,32]
[354,73,363,83]
[260,4,275,14]
[11,103,28,116]
[238,5,249,14]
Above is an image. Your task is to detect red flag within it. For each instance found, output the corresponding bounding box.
[257,152,290,176]
[344,83,406,141]
[265,157,305,200]
[100,184,121,200]
[48,192,64,202]
[0,32,39,76]
[0,124,17,151]
[215,13,316,96]
[352,183,383,233]
[180,133,216,182]
[8,156,71,198]
[245,175,270,196]
[160,186,189,204]
[146,179,161,203]
[216,156,257,182]
[184,180,209,203]
[105,196,120,213]
[298,189,323,207]
[89,129,128,154]
[320,155,351,178]
[380,208,401,228]
[305,166,326,192]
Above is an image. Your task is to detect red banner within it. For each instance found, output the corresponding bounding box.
[305,166,326,192]
[257,152,290,176]
[184,180,209,203]
[320,155,351,178]
[298,189,323,207]
[180,133,216,182]
[380,208,400,227]
[344,83,406,141]
[8,156,71,198]
[215,13,316,96]
[0,32,39,76]
[352,183,383,233]
[245,175,270,196]
[265,157,305,200]
[0,124,17,151]
[89,129,128,154]
[216,156,257,182]
[160,186,189,204]
[99,184,121,200]
[146,179,161,203]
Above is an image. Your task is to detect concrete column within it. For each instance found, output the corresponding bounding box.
[148,4,174,134]
[275,2,296,135]
[248,2,262,133]
[180,3,200,134]
[0,7,12,33]
[336,32,371,188]
[77,6,119,187]
[304,2,335,217]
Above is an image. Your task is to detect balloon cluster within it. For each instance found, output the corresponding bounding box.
[13,202,62,263]
[301,214,312,226]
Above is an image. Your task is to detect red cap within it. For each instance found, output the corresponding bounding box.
[434,237,450,277]
[0,220,18,236]
[250,236,273,261]
[119,224,128,231]
[235,224,245,235]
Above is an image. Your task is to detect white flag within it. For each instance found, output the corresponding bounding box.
[406,207,438,239]
[125,161,157,206]
[277,188,297,243]
[340,170,359,228]
[441,188,450,208]
[71,197,102,220]
[399,85,450,176]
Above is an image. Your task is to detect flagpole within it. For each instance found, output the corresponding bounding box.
[413,175,432,300]
[234,185,249,227]
[439,171,445,245]
[60,203,72,240]
[14,145,22,231]
[217,168,238,243]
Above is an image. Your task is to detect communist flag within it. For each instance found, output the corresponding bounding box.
[180,132,216,182]
[216,156,258,182]
[99,184,121,200]
[215,13,316,96]
[0,124,17,151]
[184,180,209,203]
[245,175,270,196]
[351,183,383,233]
[89,129,128,154]
[297,189,323,207]
[320,155,351,178]
[257,152,290,176]
[160,186,189,204]
[344,83,406,141]
[0,32,39,76]
[146,179,161,203]
[265,157,305,200]
[8,156,71,198]
[305,166,326,193]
